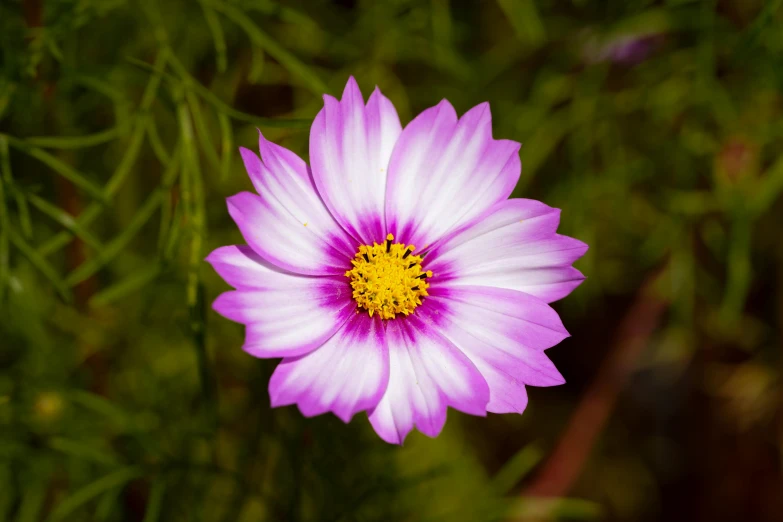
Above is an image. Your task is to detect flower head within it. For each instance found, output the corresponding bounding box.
[207,77,587,444]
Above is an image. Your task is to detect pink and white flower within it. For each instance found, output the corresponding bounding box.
[207,77,587,444]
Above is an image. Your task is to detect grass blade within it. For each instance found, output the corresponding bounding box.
[488,443,543,494]
[1,135,34,239]
[7,226,71,302]
[88,263,162,308]
[48,437,120,467]
[153,56,310,128]
[46,467,144,522]
[26,192,104,252]
[496,0,546,46]
[157,146,182,252]
[205,0,329,95]
[24,124,128,149]
[146,118,171,166]
[201,1,228,73]
[142,479,166,522]
[177,100,216,421]
[37,49,167,258]
[64,190,162,287]
[5,136,106,201]
[218,112,233,180]
[0,143,9,300]
[14,478,47,522]
[186,90,222,174]
[67,390,134,428]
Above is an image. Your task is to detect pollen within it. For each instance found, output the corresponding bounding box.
[346,233,432,320]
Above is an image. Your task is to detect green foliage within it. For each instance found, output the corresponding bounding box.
[1,0,782,520]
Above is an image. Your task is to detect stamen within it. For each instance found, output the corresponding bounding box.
[345,234,432,320]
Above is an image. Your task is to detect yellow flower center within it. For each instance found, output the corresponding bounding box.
[346,234,432,320]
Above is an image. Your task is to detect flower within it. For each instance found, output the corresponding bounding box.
[207,77,587,444]
[581,30,665,66]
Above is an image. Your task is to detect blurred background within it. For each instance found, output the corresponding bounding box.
[1,0,782,520]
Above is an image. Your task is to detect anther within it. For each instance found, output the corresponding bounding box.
[347,235,431,320]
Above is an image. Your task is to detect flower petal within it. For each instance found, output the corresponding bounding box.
[268,314,388,422]
[209,258,355,357]
[226,191,347,276]
[368,315,489,445]
[235,136,356,275]
[426,199,588,303]
[206,244,287,290]
[385,100,521,250]
[310,77,402,244]
[420,286,568,414]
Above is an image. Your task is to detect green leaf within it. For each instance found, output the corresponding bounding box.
[248,45,265,83]
[0,142,9,301]
[186,90,222,174]
[218,112,233,180]
[95,487,120,521]
[0,80,16,122]
[64,190,162,287]
[142,478,166,522]
[26,193,104,252]
[67,390,134,428]
[162,199,184,261]
[751,155,783,215]
[24,124,129,149]
[7,227,71,302]
[0,223,8,302]
[496,0,546,46]
[157,147,182,253]
[5,136,106,201]
[48,437,120,466]
[146,119,172,166]
[1,136,33,239]
[12,186,34,239]
[103,114,150,198]
[205,0,330,95]
[201,1,228,73]
[517,110,571,189]
[154,56,311,128]
[46,467,145,522]
[488,443,544,494]
[14,479,47,522]
[36,51,168,259]
[88,263,162,308]
[0,134,12,184]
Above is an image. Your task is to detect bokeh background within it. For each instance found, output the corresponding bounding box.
[1,0,782,520]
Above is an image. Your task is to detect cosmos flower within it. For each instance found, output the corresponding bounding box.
[581,30,665,66]
[207,77,587,444]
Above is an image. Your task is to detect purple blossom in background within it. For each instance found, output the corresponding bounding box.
[207,77,587,444]
[583,31,666,65]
